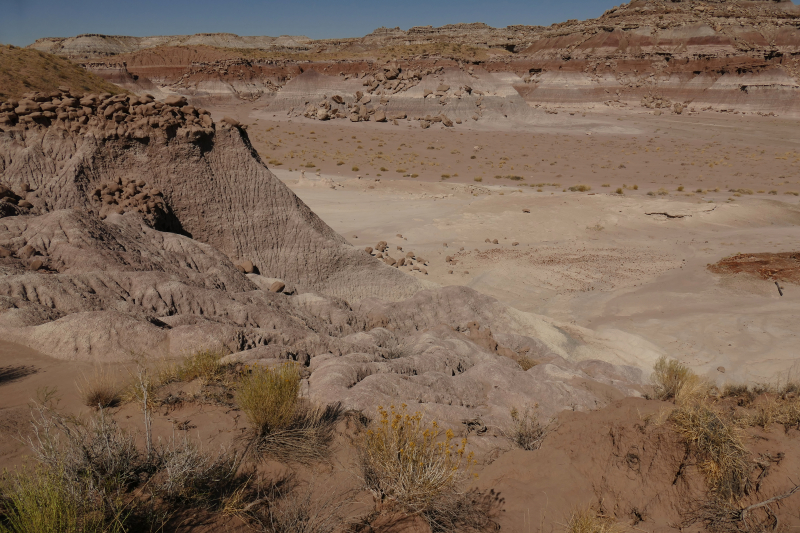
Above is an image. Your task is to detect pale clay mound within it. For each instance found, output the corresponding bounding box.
[0,89,649,435]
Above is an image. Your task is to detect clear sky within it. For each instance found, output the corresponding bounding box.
[0,0,619,47]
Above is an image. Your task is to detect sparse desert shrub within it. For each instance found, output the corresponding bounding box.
[251,484,352,533]
[77,367,123,409]
[657,188,669,195]
[411,174,419,178]
[253,403,344,464]
[696,188,704,193]
[395,168,406,173]
[474,177,482,182]
[177,348,226,383]
[651,356,707,403]
[647,191,655,196]
[721,384,755,407]
[236,362,301,437]
[156,438,241,506]
[441,174,451,178]
[633,184,638,190]
[470,155,476,159]
[677,186,684,192]
[336,161,344,166]
[565,506,622,533]
[769,190,777,195]
[380,167,388,172]
[785,191,799,196]
[509,407,547,450]
[268,159,283,166]
[568,185,591,192]
[616,188,623,195]
[304,162,316,168]
[356,405,475,521]
[352,166,359,172]
[730,188,753,195]
[602,183,610,187]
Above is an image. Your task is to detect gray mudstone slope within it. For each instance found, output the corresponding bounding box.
[0,89,427,302]
[0,91,645,437]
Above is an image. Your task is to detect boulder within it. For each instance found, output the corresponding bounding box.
[239,260,255,274]
[373,109,387,122]
[269,281,286,293]
[164,95,188,107]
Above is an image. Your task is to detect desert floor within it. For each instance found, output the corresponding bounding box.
[233,106,800,385]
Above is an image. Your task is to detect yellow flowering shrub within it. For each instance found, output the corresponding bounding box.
[357,404,475,513]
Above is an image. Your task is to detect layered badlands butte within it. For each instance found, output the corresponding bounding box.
[1,0,800,531]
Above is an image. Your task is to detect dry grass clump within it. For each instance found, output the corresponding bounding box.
[237,362,301,436]
[729,188,753,195]
[237,362,342,464]
[176,348,226,383]
[77,367,124,409]
[785,191,800,196]
[0,463,119,533]
[568,184,591,192]
[356,405,480,529]
[509,406,547,450]
[564,506,623,533]
[473,177,483,182]
[615,188,624,195]
[669,403,751,502]
[650,356,708,403]
[677,185,685,192]
[602,183,610,187]
[351,166,359,171]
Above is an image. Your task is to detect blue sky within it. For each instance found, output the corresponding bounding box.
[1,0,619,46]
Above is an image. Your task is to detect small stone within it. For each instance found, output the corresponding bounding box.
[512,242,519,246]
[492,239,499,244]
[717,366,726,373]
[29,259,43,271]
[0,246,12,258]
[365,246,373,254]
[523,209,531,213]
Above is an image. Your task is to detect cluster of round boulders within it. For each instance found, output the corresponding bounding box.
[366,241,428,274]
[302,92,408,125]
[91,178,165,220]
[416,113,455,129]
[0,241,49,272]
[359,63,429,95]
[0,87,220,141]
[302,64,443,124]
[0,183,36,218]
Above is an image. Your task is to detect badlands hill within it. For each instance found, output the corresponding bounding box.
[0,45,123,100]
[28,0,800,116]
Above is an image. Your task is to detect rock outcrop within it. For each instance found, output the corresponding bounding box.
[0,89,429,302]
[27,0,800,116]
